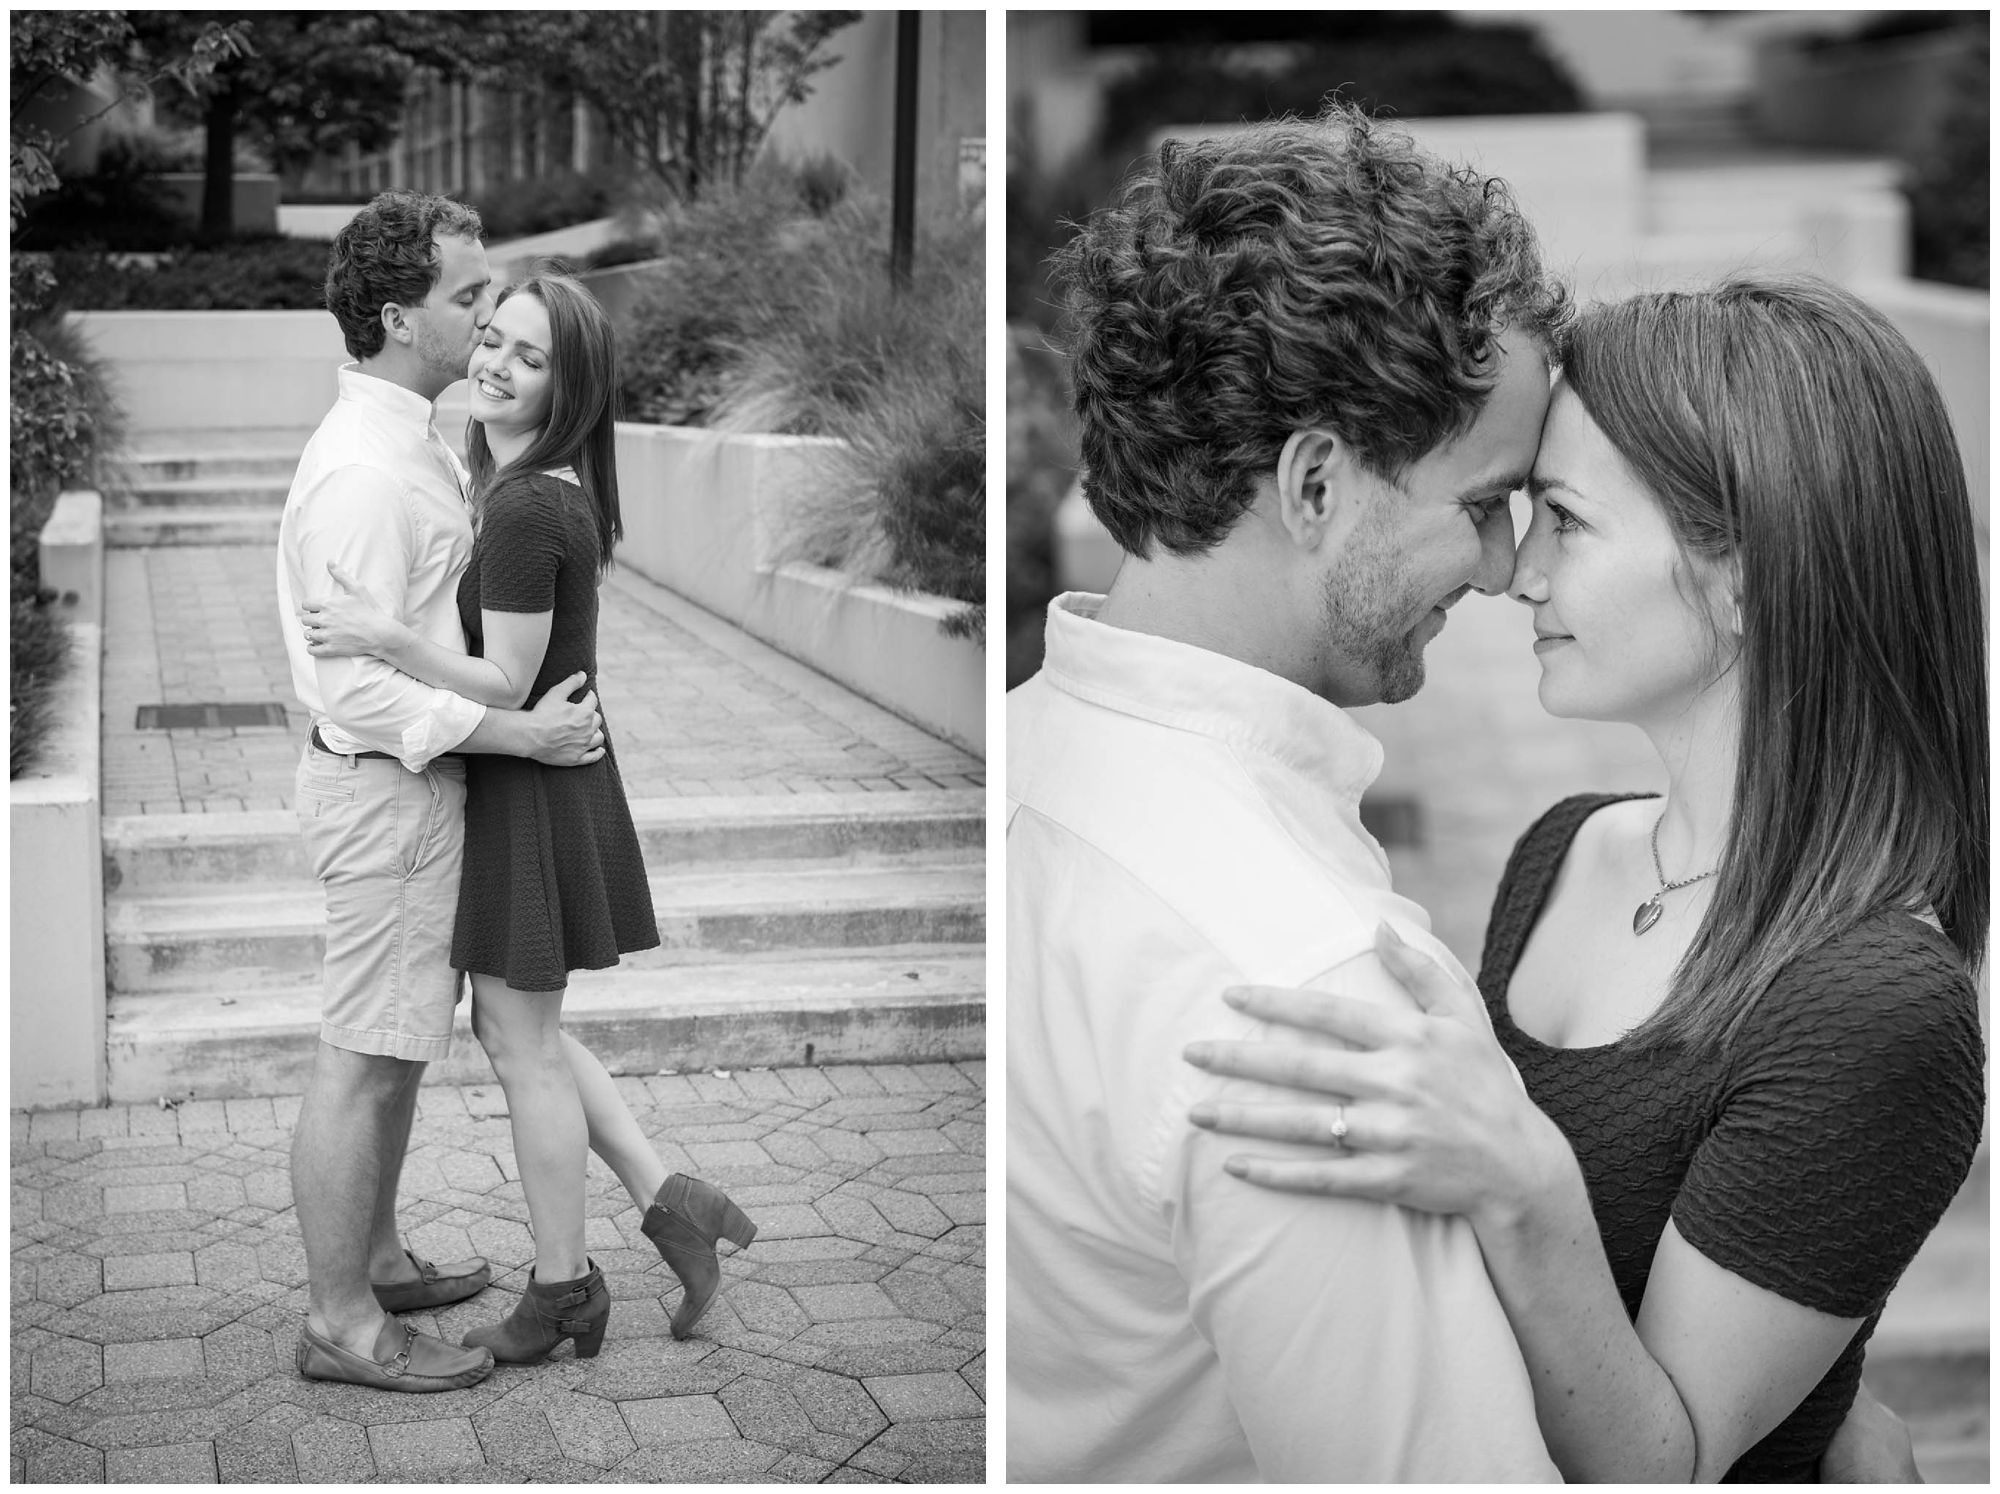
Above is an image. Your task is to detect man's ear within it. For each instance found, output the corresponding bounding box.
[1273,428,1346,550]
[380,301,414,348]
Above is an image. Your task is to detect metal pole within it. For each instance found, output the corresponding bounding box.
[891,11,919,290]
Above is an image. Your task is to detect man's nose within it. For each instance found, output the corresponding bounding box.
[1469,505,1518,596]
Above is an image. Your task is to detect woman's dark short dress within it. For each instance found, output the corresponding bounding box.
[450,471,659,991]
[1482,793,1984,1481]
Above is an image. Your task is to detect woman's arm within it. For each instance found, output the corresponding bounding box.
[302,561,550,708]
[1187,925,1859,1481]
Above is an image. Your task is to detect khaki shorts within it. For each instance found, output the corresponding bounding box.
[295,744,467,1061]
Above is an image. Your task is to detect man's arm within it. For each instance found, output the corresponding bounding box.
[1170,948,1559,1482]
[293,470,600,767]
[456,674,604,765]
[293,469,484,768]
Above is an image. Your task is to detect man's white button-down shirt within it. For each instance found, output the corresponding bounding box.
[1006,593,1558,1483]
[277,365,487,771]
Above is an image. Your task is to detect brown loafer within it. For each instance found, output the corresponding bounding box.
[297,1317,493,1392]
[371,1248,491,1312]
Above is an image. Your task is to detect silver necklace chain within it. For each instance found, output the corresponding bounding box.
[1633,812,1719,935]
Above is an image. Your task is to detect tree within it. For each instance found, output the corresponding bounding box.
[481,12,861,202]
[10,10,244,227]
[127,11,488,242]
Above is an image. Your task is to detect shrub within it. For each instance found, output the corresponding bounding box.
[718,204,983,630]
[38,236,333,310]
[1005,325,1079,687]
[1097,22,1584,160]
[469,166,625,240]
[615,174,816,426]
[615,174,983,626]
[1907,34,1988,289]
[10,272,123,776]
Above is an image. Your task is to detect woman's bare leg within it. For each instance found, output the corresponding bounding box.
[471,974,588,1281]
[562,1031,669,1211]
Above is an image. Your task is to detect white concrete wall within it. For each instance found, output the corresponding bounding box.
[615,423,984,756]
[12,494,109,1109]
[67,310,346,448]
[277,203,363,239]
[1154,113,1910,303]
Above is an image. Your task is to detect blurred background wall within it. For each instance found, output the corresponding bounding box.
[1006,7,1988,966]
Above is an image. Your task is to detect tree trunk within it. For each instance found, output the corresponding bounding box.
[200,88,237,243]
[681,18,704,198]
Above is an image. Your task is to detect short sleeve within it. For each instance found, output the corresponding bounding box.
[477,477,566,613]
[1671,922,1985,1317]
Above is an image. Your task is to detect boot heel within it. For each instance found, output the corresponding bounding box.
[719,1202,758,1250]
[572,1318,608,1359]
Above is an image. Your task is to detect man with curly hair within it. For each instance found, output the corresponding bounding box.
[1007,108,1571,1479]
[277,191,606,1392]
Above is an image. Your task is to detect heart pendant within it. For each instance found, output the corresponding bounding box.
[1633,898,1663,935]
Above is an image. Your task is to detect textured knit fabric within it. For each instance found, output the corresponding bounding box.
[1481,793,1985,1482]
[450,472,658,991]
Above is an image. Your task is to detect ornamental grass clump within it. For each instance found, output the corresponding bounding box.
[709,200,984,634]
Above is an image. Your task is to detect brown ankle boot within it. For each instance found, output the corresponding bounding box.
[640,1174,758,1339]
[461,1260,609,1364]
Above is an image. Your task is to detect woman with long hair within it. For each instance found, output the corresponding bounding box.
[1184,274,1985,1480]
[302,271,757,1363]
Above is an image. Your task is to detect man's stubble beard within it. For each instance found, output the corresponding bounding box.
[1317,544,1427,707]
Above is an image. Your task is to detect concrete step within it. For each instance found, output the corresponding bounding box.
[119,426,318,457]
[104,792,984,894]
[105,947,987,1102]
[108,476,293,510]
[106,505,282,548]
[107,860,984,994]
[117,450,302,483]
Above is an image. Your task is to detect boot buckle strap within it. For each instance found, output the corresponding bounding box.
[559,1317,595,1335]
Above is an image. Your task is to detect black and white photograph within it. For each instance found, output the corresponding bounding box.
[1006,9,1987,1482]
[12,10,984,1482]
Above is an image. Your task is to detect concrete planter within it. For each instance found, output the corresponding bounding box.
[13,492,108,1109]
[615,422,984,757]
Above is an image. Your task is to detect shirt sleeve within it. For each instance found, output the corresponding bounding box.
[476,478,566,614]
[293,464,487,770]
[1670,928,1985,1318]
[1164,941,1560,1482]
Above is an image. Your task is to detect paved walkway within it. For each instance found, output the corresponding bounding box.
[100,546,983,817]
[12,1063,985,1483]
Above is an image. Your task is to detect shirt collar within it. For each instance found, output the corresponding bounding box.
[337,363,444,441]
[1040,591,1384,802]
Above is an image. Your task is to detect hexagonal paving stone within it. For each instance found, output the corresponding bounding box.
[103,1339,204,1381]
[366,1416,484,1477]
[864,1371,985,1423]
[621,1392,738,1445]
[102,1440,217,1483]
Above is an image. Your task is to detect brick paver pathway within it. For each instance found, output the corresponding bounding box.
[100,546,982,817]
[12,1063,985,1483]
